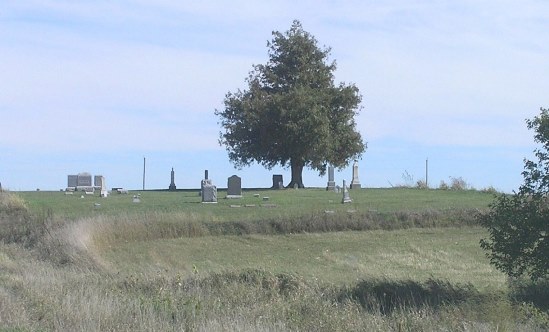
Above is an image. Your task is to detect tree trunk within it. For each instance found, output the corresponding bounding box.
[287,160,305,188]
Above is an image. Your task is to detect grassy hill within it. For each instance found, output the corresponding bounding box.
[2,188,548,331]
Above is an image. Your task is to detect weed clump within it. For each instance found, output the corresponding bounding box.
[0,191,40,246]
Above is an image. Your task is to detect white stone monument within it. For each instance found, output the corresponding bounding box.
[350,160,361,189]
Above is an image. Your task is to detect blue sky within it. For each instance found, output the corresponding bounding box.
[1,1,548,192]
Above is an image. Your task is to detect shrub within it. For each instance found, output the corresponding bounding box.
[0,190,28,215]
[480,108,549,281]
[449,177,468,190]
[415,180,428,189]
[509,277,549,311]
[0,191,38,246]
[438,180,449,190]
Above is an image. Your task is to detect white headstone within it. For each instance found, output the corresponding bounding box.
[202,184,217,203]
[350,161,361,189]
[342,180,352,204]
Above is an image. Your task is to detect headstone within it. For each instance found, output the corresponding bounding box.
[94,175,105,189]
[202,184,217,203]
[272,174,283,189]
[326,166,336,191]
[169,168,177,191]
[201,172,217,202]
[77,172,92,187]
[132,195,140,203]
[342,180,352,204]
[350,161,361,189]
[293,183,298,189]
[226,175,242,198]
[67,175,78,188]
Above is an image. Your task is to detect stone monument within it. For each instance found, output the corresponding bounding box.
[272,174,283,189]
[94,175,105,189]
[202,182,217,203]
[226,175,242,198]
[94,175,108,197]
[169,168,177,191]
[350,161,361,189]
[201,170,217,203]
[342,180,352,204]
[326,166,336,191]
[67,175,78,189]
[76,172,93,192]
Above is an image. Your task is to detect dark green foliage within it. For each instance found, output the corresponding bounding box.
[509,278,549,311]
[216,20,365,188]
[480,108,549,280]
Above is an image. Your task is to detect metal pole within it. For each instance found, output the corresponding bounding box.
[143,157,146,190]
[425,158,428,188]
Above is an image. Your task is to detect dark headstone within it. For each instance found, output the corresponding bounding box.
[67,175,78,188]
[326,166,336,191]
[227,175,242,198]
[77,172,92,187]
[272,174,283,189]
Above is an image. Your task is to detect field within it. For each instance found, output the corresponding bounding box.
[2,188,549,331]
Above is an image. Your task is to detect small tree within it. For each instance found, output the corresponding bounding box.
[480,108,549,280]
[215,20,365,188]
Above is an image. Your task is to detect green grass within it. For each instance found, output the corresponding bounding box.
[101,227,505,290]
[3,188,549,331]
[17,187,494,219]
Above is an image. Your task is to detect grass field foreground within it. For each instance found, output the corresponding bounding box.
[3,189,549,331]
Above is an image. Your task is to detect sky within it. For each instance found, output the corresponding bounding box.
[1,1,548,192]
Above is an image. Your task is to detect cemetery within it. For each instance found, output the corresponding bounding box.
[1,130,546,331]
[4,183,528,330]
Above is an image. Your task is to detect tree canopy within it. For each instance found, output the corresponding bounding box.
[215,20,365,188]
[480,107,549,280]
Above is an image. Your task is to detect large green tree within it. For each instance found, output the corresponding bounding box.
[215,20,365,188]
[480,108,549,280]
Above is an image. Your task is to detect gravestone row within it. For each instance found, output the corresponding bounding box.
[67,172,107,196]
